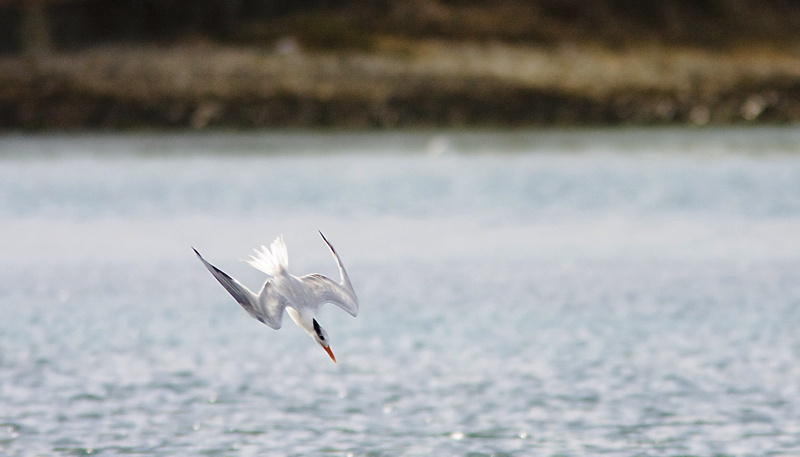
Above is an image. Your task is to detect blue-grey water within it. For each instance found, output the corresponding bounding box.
[3,129,800,456]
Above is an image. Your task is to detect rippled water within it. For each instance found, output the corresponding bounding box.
[3,129,800,456]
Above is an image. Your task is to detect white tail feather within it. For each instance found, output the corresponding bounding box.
[245,235,289,276]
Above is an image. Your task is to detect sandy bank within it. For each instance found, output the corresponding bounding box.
[2,41,800,129]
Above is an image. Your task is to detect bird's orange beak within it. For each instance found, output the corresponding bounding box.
[323,345,337,364]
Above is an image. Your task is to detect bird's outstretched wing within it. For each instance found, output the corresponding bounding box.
[193,248,287,329]
[254,280,289,329]
[300,274,358,317]
[300,231,359,317]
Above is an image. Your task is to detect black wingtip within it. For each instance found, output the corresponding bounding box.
[192,247,201,257]
[318,231,337,252]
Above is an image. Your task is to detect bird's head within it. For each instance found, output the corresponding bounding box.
[312,319,336,363]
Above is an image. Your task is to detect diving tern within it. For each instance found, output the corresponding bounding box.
[193,232,358,363]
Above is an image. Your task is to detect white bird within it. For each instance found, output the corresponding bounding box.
[193,232,358,363]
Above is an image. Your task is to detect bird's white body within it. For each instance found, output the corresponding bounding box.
[267,269,330,340]
[194,232,358,363]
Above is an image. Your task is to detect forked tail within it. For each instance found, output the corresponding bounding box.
[245,235,289,276]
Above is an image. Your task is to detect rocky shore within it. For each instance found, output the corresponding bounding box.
[2,40,800,130]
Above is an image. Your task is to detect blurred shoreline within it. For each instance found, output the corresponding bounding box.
[2,39,800,130]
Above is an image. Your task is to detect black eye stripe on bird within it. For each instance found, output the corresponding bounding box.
[193,232,358,364]
[313,319,323,338]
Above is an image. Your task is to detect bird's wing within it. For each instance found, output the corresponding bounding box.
[300,273,358,317]
[316,231,359,316]
[193,248,284,329]
[254,281,289,329]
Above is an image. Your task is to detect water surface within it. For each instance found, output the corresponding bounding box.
[2,129,800,456]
